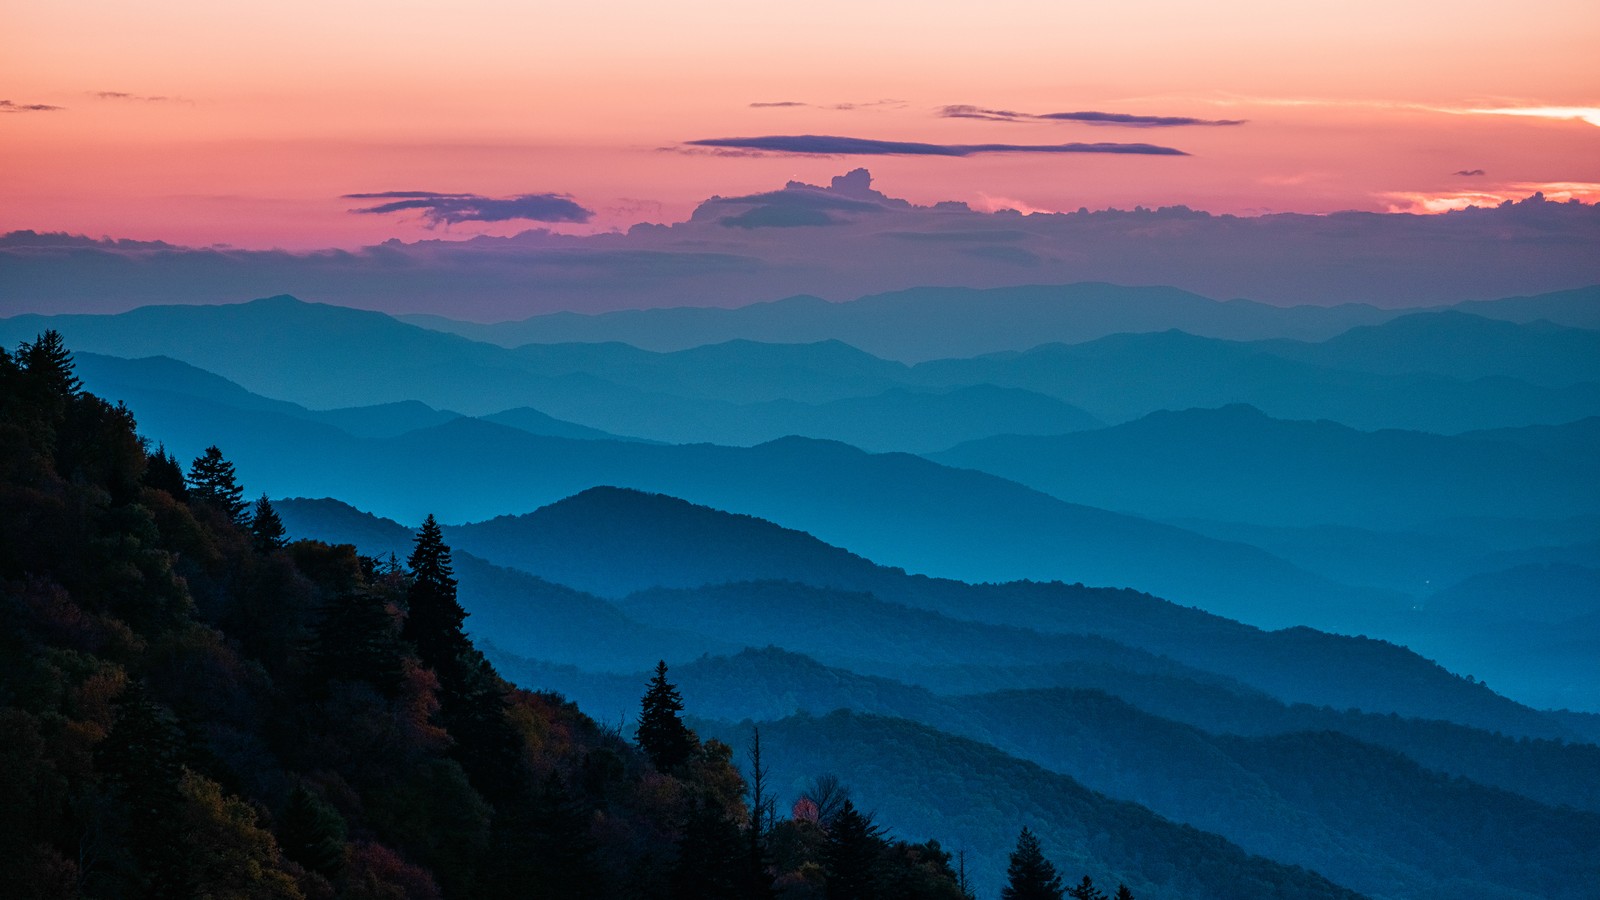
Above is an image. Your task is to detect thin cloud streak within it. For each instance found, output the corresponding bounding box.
[343,190,593,226]
[684,134,1189,156]
[940,105,1245,127]
[1,100,64,113]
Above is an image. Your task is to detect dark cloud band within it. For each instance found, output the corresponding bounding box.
[1,100,64,113]
[940,105,1244,127]
[343,191,593,225]
[685,134,1188,156]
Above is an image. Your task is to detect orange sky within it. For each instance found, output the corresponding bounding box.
[3,0,1598,249]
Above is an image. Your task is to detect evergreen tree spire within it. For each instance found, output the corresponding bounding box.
[822,799,884,900]
[186,445,247,524]
[19,329,82,396]
[401,514,468,676]
[1001,827,1064,900]
[250,494,287,552]
[636,660,697,772]
[1066,875,1108,900]
[1112,885,1135,900]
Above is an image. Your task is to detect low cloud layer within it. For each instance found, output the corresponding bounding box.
[685,134,1188,156]
[344,191,593,226]
[940,105,1245,127]
[6,172,1597,318]
[1,100,63,113]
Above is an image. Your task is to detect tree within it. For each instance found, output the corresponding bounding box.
[1001,828,1063,900]
[277,784,347,878]
[144,444,188,498]
[637,660,697,772]
[250,495,287,553]
[822,800,884,900]
[1067,875,1108,900]
[18,330,82,397]
[743,727,777,898]
[187,445,247,524]
[401,514,468,677]
[1113,885,1135,900]
[306,587,405,696]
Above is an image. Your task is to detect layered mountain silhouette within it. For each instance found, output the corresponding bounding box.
[931,404,1599,529]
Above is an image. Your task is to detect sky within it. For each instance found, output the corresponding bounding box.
[4,0,1599,253]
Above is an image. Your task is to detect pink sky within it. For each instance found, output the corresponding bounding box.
[3,0,1598,250]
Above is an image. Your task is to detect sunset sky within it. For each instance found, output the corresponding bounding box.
[4,0,1599,250]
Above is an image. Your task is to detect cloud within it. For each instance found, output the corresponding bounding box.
[1454,169,1486,177]
[940,105,1244,127]
[1462,106,1600,128]
[684,134,1188,156]
[0,100,63,113]
[92,91,188,103]
[749,99,906,111]
[343,190,593,226]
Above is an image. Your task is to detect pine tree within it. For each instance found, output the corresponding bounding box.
[1067,875,1108,900]
[401,514,468,677]
[278,784,347,877]
[18,329,82,397]
[1001,828,1064,900]
[1113,885,1135,900]
[187,445,247,523]
[250,494,287,552]
[637,660,697,772]
[823,799,884,900]
[144,444,188,498]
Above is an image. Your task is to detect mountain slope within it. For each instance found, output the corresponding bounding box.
[697,710,1368,900]
[403,282,1402,360]
[930,405,1598,529]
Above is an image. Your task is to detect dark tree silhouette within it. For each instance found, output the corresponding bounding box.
[637,660,697,772]
[401,514,468,676]
[144,444,188,498]
[1067,875,1108,900]
[1001,827,1064,900]
[306,587,404,695]
[801,773,851,826]
[744,726,776,898]
[822,799,884,900]
[1113,885,1135,900]
[278,785,347,878]
[17,329,82,397]
[250,494,287,552]
[187,445,247,523]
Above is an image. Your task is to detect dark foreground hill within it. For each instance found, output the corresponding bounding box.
[697,711,1369,900]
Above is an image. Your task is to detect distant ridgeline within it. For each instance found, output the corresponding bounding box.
[4,333,1598,900]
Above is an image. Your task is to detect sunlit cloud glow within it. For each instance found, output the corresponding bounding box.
[1384,182,1600,213]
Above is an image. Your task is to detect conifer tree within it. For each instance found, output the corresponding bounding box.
[1066,875,1108,900]
[18,329,82,397]
[401,514,468,677]
[1113,884,1135,900]
[250,494,287,552]
[1001,828,1064,900]
[822,799,884,900]
[144,444,188,498]
[637,660,698,772]
[278,785,347,878]
[187,445,247,523]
